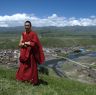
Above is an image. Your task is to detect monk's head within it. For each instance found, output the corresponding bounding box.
[25,20,32,32]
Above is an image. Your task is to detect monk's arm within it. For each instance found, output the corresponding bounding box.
[30,33,39,47]
[19,36,24,47]
[25,33,39,47]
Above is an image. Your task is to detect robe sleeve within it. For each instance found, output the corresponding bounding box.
[30,41,35,46]
[30,32,45,64]
[29,33,38,47]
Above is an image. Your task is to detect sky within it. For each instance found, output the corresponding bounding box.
[0,0,96,27]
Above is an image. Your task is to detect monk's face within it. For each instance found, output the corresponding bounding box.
[25,22,31,31]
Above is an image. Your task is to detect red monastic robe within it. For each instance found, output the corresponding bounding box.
[16,31,45,84]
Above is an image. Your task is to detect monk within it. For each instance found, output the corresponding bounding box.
[16,21,45,85]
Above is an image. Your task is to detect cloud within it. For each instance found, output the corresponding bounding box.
[0,13,96,27]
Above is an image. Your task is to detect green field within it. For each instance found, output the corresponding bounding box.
[0,33,96,49]
[0,66,96,95]
[0,26,96,49]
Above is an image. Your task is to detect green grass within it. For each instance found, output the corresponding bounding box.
[40,37,96,48]
[0,66,96,95]
[0,34,96,49]
[0,37,20,49]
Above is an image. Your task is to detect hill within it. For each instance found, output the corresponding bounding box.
[0,66,96,95]
[0,26,96,36]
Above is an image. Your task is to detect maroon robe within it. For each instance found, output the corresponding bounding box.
[16,31,45,84]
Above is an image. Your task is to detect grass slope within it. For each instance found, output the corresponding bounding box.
[1,36,96,49]
[0,66,96,95]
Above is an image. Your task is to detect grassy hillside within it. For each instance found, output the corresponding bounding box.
[0,66,96,95]
[41,37,96,47]
[0,34,96,49]
[0,26,96,49]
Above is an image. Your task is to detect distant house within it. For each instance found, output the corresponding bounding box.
[54,49,61,53]
[73,48,86,53]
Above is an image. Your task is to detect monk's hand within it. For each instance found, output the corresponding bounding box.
[19,43,24,47]
[24,42,30,45]
[21,43,25,46]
